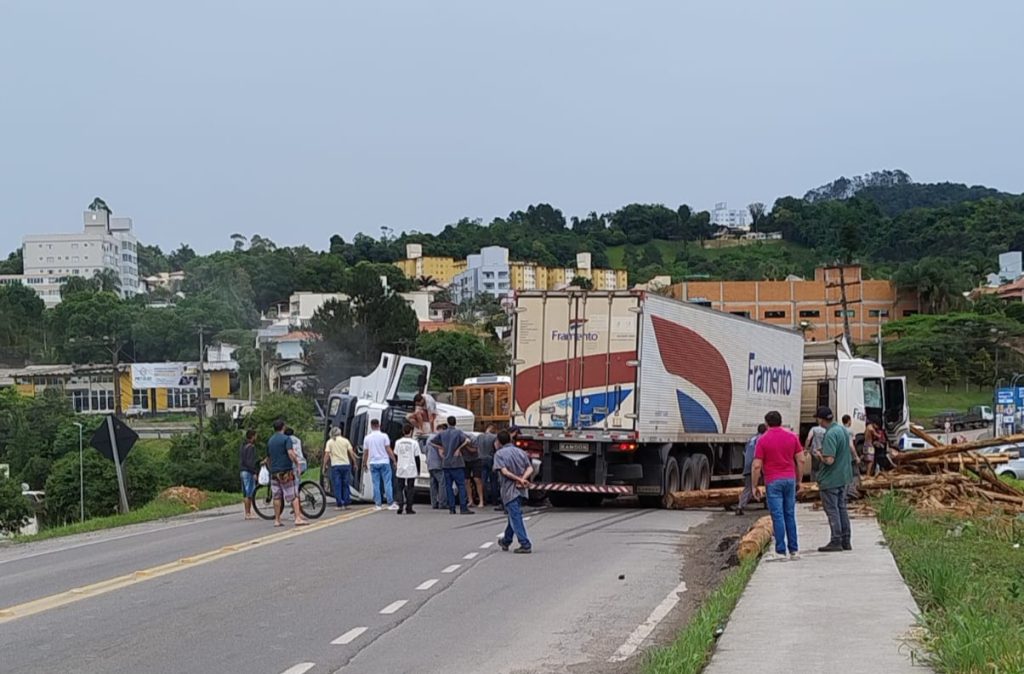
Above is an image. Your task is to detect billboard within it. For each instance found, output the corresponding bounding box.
[131,363,188,388]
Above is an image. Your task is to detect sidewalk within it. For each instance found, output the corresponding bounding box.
[704,505,932,674]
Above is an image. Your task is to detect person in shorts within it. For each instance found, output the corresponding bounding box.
[268,419,308,527]
[284,427,306,482]
[239,429,258,520]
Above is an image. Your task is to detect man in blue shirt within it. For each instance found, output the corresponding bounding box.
[494,429,533,553]
[734,423,767,516]
[430,416,473,514]
[267,419,308,527]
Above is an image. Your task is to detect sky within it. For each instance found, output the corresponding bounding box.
[2,1,1022,255]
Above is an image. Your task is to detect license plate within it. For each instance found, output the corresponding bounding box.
[559,442,591,453]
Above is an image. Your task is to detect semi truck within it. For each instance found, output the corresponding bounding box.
[511,290,909,507]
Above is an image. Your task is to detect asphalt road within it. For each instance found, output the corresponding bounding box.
[0,501,720,674]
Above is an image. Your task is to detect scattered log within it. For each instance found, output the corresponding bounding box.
[913,454,1010,466]
[910,425,942,447]
[738,516,773,561]
[896,434,1024,463]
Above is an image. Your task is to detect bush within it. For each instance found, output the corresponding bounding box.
[44,448,162,524]
[0,475,32,535]
[167,460,237,493]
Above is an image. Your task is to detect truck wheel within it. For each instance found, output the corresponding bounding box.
[953,423,964,432]
[691,454,711,491]
[660,457,681,509]
[680,456,696,492]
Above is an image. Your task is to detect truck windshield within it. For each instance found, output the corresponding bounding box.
[395,363,428,401]
[863,378,883,409]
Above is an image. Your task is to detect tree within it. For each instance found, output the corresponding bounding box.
[0,476,32,535]
[747,202,766,233]
[0,283,45,361]
[916,358,938,388]
[92,268,122,294]
[88,197,112,213]
[167,244,196,271]
[0,248,24,275]
[49,291,136,363]
[569,275,594,290]
[938,357,960,393]
[414,330,506,389]
[968,348,995,389]
[230,233,248,252]
[45,448,161,523]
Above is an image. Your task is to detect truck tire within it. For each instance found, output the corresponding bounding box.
[657,456,681,509]
[691,454,711,491]
[953,423,965,432]
[680,455,696,492]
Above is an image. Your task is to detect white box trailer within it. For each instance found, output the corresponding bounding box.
[511,290,908,507]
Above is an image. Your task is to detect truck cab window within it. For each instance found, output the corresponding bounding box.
[395,364,428,401]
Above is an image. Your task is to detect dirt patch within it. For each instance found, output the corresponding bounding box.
[158,486,208,510]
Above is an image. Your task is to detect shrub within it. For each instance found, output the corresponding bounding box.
[168,460,237,493]
[44,448,162,524]
[0,476,32,535]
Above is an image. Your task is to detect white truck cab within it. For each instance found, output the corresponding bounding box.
[322,353,475,501]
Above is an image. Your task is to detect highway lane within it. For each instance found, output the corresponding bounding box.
[1,503,719,674]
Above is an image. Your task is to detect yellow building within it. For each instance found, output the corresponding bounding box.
[11,362,235,415]
[394,243,466,284]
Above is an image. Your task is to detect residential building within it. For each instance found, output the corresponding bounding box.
[670,265,921,344]
[10,360,237,415]
[20,209,141,307]
[141,271,185,294]
[394,243,467,285]
[288,292,348,326]
[450,246,512,304]
[710,201,750,230]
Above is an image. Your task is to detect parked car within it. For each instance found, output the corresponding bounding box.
[997,458,1024,481]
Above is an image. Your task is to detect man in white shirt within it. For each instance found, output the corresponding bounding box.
[364,419,397,510]
[394,424,423,515]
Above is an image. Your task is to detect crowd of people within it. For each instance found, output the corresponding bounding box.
[741,405,895,559]
[237,414,534,553]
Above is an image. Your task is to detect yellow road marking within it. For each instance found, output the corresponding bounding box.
[0,508,374,624]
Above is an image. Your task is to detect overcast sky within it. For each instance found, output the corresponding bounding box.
[2,1,1022,255]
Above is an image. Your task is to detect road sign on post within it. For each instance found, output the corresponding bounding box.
[89,414,139,513]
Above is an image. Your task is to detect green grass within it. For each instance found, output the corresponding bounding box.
[14,491,242,544]
[876,492,1024,672]
[906,380,992,426]
[643,558,758,674]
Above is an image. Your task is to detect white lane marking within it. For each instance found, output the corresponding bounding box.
[416,579,439,590]
[524,516,532,521]
[380,600,408,615]
[608,581,688,663]
[331,627,367,645]
[462,552,478,560]
[480,541,494,549]
[280,663,315,674]
[442,564,461,574]
[0,520,203,566]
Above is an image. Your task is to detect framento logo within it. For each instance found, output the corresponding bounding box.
[651,315,733,433]
[551,318,599,342]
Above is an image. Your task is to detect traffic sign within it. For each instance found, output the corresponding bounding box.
[89,415,139,464]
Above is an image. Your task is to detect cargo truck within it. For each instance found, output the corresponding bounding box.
[511,290,909,507]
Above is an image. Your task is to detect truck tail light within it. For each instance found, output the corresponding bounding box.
[611,442,638,452]
[516,438,543,459]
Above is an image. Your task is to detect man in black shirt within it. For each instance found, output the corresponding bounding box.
[239,429,258,520]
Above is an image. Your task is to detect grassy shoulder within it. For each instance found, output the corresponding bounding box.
[906,381,992,426]
[643,558,757,674]
[877,492,1024,672]
[15,490,242,544]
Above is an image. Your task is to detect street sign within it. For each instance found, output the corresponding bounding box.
[89,415,139,464]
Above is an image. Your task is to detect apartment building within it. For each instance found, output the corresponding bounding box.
[18,209,140,306]
[393,243,467,284]
[710,201,749,230]
[450,246,512,304]
[670,265,921,344]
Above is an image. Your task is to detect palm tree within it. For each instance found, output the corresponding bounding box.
[230,233,248,252]
[93,268,122,294]
[88,197,112,214]
[415,275,437,289]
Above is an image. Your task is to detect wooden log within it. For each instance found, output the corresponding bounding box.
[896,434,1024,463]
[669,482,820,509]
[914,454,1010,466]
[738,516,774,561]
[910,425,942,447]
[859,473,968,490]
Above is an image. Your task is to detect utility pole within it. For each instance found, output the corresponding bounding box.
[824,263,861,347]
[197,327,206,455]
[111,338,122,417]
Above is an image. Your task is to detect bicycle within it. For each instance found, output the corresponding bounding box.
[252,471,327,521]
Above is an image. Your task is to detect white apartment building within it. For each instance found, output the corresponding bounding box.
[450,246,511,304]
[710,201,750,230]
[20,210,140,306]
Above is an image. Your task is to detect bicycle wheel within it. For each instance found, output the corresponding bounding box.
[298,480,326,520]
[251,483,276,520]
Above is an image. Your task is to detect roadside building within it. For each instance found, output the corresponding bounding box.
[670,265,921,344]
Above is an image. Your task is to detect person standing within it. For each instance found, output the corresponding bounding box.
[463,427,487,509]
[752,411,805,560]
[734,423,766,516]
[267,419,308,527]
[325,426,356,509]
[239,429,258,520]
[812,407,854,552]
[285,427,306,483]
[394,424,422,515]
[493,429,533,553]
[803,422,826,481]
[431,416,474,514]
[425,423,448,509]
[365,418,398,511]
[842,414,862,499]
[475,423,499,507]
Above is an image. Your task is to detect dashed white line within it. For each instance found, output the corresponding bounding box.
[480,541,494,549]
[442,564,461,574]
[416,579,439,590]
[608,581,688,662]
[380,600,408,615]
[331,627,367,645]
[463,552,479,560]
[280,663,315,674]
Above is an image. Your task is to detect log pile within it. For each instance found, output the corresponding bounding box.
[668,432,1024,517]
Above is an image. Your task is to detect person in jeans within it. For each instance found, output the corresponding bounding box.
[475,423,499,506]
[324,426,356,509]
[752,410,805,560]
[284,427,307,483]
[364,418,398,511]
[267,419,308,527]
[239,429,258,520]
[394,424,422,515]
[431,416,473,514]
[425,424,448,509]
[493,429,533,553]
[812,406,854,552]
[733,423,766,516]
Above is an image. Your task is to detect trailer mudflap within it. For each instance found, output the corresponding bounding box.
[531,483,633,495]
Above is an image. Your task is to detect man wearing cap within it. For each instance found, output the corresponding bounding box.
[812,406,854,552]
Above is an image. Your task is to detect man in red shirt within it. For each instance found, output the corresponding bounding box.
[752,410,805,560]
